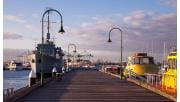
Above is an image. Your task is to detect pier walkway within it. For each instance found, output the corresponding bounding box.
[17,68,172,102]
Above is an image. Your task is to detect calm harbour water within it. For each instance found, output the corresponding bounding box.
[3,70,30,91]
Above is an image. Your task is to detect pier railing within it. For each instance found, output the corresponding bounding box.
[126,70,146,83]
[3,88,14,101]
[3,78,52,102]
[101,67,176,101]
[126,70,162,87]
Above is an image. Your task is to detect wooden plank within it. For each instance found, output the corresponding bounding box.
[17,68,172,102]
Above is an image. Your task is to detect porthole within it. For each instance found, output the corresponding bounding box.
[32,59,35,63]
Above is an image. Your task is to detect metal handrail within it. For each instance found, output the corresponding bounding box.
[127,70,162,87]
[127,70,146,83]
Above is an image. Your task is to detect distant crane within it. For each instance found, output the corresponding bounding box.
[76,53,93,62]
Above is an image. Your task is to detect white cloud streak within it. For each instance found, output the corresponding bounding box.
[4,15,27,23]
[3,32,23,40]
[159,0,177,7]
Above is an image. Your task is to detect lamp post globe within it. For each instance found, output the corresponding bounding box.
[59,25,65,34]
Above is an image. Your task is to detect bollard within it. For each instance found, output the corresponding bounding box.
[29,70,36,87]
[10,88,14,96]
[52,67,57,78]
[56,73,62,81]
[66,67,69,73]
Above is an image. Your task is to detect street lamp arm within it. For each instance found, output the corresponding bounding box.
[42,9,64,44]
[108,28,122,42]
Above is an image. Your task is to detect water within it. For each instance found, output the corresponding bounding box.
[3,70,31,91]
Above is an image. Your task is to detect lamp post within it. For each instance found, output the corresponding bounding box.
[41,9,65,86]
[107,27,123,79]
[68,44,77,70]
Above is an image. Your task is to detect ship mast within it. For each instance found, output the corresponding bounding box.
[46,11,50,43]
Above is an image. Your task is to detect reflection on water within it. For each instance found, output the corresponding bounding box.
[3,70,30,91]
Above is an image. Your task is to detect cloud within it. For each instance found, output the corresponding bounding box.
[64,10,176,61]
[122,10,155,28]
[159,0,177,7]
[122,11,176,40]
[3,32,23,40]
[4,15,27,23]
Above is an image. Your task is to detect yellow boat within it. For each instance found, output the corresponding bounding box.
[124,53,159,76]
[162,49,177,92]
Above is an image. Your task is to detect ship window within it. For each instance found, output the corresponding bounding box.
[149,57,154,64]
[140,58,149,64]
[134,58,140,64]
[168,59,176,69]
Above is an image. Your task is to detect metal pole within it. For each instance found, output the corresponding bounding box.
[73,54,75,68]
[68,44,77,70]
[68,45,69,71]
[108,28,123,79]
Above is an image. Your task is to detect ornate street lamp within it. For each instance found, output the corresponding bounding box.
[108,27,123,79]
[42,9,65,44]
[41,9,65,86]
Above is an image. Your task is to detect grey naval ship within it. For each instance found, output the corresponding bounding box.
[28,9,65,78]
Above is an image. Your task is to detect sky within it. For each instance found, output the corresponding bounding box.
[3,0,177,62]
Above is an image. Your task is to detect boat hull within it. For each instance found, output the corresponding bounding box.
[28,53,64,78]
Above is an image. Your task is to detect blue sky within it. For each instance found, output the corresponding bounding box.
[4,0,176,26]
[3,0,177,61]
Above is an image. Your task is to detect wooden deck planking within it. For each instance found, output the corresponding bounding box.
[17,68,173,102]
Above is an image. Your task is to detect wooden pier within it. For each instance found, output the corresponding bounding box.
[17,68,172,102]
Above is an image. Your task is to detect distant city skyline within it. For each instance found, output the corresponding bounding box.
[3,0,177,61]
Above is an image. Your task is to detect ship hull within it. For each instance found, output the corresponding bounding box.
[29,53,64,78]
